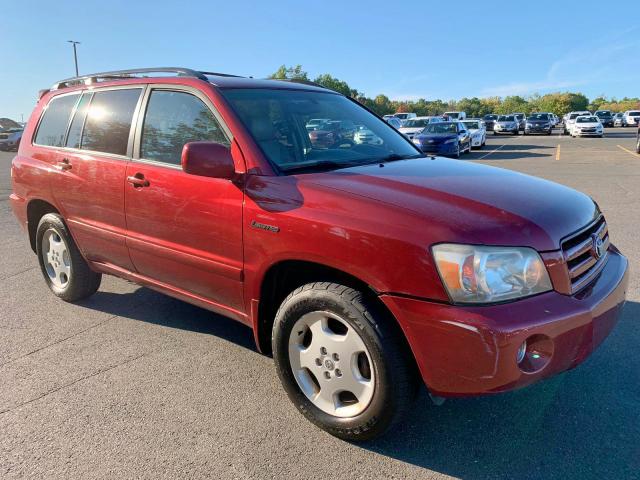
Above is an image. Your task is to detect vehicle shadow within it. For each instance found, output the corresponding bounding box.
[360,300,640,479]
[77,287,258,353]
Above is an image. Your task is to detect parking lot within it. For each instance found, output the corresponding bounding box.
[0,127,638,479]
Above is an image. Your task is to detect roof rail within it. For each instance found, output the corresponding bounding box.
[50,67,216,90]
[271,78,327,89]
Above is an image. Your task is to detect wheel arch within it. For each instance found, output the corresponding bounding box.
[254,260,415,364]
[26,199,60,253]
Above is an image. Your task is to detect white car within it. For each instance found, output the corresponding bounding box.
[306,118,330,131]
[398,116,442,140]
[563,111,591,135]
[443,111,466,121]
[570,115,603,137]
[353,126,383,145]
[384,116,403,129]
[461,119,486,148]
[622,110,640,127]
[393,112,417,124]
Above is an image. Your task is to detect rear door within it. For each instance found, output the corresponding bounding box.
[124,86,245,315]
[48,87,143,270]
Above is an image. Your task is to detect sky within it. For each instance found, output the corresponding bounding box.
[2,0,639,121]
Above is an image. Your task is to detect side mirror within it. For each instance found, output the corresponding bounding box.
[181,141,235,179]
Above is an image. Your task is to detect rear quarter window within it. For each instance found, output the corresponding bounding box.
[34,94,80,147]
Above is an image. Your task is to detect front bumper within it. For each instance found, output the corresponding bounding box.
[416,141,458,156]
[525,125,552,134]
[574,130,603,137]
[380,248,628,397]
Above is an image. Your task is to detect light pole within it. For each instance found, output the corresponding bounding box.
[67,40,80,76]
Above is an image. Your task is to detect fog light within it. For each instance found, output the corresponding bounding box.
[516,340,527,364]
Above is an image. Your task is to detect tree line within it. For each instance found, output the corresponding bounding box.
[269,65,640,118]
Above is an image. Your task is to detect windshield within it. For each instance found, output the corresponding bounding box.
[462,121,480,129]
[483,115,498,120]
[569,113,581,120]
[403,119,430,128]
[423,122,458,134]
[444,112,459,119]
[595,111,611,117]
[629,111,640,117]
[576,117,598,123]
[513,114,524,120]
[527,113,549,121]
[394,113,410,119]
[221,88,420,173]
[498,115,515,122]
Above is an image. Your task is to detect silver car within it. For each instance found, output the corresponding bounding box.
[493,115,519,135]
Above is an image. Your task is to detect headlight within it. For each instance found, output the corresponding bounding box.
[432,244,552,304]
[412,138,422,144]
[526,123,533,128]
[444,138,457,144]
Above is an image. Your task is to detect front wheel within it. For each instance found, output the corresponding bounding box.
[36,213,101,302]
[272,282,417,441]
[636,136,640,153]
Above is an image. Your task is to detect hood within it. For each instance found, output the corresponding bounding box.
[415,132,457,140]
[299,157,598,251]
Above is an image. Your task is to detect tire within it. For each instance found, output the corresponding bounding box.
[493,131,498,136]
[272,282,417,441]
[636,136,640,154]
[453,143,461,158]
[36,213,101,302]
[512,129,518,136]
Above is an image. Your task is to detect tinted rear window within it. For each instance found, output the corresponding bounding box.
[81,89,141,156]
[34,94,79,147]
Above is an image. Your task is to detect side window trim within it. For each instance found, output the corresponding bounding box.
[132,84,232,169]
[65,91,94,149]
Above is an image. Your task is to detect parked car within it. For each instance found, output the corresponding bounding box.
[594,110,614,127]
[308,120,356,148]
[549,113,559,127]
[412,121,471,158]
[513,113,526,130]
[443,111,466,121]
[305,118,330,131]
[398,116,442,140]
[493,115,519,135]
[622,110,640,127]
[524,113,553,135]
[613,112,625,127]
[353,126,383,145]
[393,112,417,123]
[0,128,23,151]
[570,115,604,137]
[564,111,591,134]
[482,114,498,131]
[12,67,628,442]
[384,116,403,129]
[461,119,486,148]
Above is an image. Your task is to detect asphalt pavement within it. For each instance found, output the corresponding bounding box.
[1,127,639,479]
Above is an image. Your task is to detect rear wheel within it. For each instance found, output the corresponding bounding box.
[36,213,101,302]
[272,282,417,441]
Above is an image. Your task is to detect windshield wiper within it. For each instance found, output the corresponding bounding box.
[373,153,424,164]
[282,160,354,174]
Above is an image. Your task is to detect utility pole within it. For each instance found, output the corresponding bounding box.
[67,40,80,76]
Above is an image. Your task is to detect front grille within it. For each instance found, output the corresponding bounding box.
[561,216,609,293]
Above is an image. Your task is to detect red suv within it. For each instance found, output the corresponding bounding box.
[11,68,628,441]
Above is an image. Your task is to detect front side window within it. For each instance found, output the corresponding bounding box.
[140,90,228,165]
[34,93,79,147]
[81,88,141,156]
[221,88,420,173]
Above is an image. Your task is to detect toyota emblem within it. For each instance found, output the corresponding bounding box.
[592,234,605,259]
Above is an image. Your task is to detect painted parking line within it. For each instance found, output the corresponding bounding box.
[616,144,639,157]
[555,144,561,160]
[477,143,506,160]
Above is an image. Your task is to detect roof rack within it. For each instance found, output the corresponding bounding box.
[50,67,243,91]
[272,78,327,89]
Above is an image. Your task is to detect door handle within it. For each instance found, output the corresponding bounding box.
[127,173,150,188]
[56,158,72,171]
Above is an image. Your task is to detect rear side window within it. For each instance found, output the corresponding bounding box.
[65,92,92,149]
[140,90,228,165]
[81,89,141,156]
[34,94,79,147]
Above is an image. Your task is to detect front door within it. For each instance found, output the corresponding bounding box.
[124,87,244,314]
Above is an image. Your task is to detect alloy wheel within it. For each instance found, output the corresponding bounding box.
[41,228,71,288]
[288,311,375,418]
